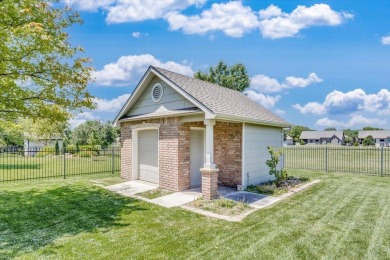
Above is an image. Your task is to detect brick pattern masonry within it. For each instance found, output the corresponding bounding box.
[214,121,242,187]
[120,118,242,191]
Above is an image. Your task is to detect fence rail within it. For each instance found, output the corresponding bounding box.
[284,146,390,176]
[0,147,121,183]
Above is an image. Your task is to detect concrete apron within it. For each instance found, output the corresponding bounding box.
[105,181,280,209]
[105,180,320,221]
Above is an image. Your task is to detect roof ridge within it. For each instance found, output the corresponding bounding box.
[152,66,248,95]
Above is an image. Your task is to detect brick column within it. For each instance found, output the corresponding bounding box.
[201,168,219,199]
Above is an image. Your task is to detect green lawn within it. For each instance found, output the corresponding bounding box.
[1,171,390,259]
[0,153,120,182]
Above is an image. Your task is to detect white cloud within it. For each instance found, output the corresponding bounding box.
[131,32,149,38]
[274,109,286,115]
[381,35,390,45]
[65,1,352,39]
[69,112,98,128]
[293,102,326,115]
[293,89,390,115]
[166,1,259,37]
[244,90,281,108]
[93,54,194,87]
[64,0,206,23]
[259,4,353,39]
[63,0,112,11]
[94,94,130,112]
[132,32,141,38]
[285,73,323,87]
[316,115,387,128]
[259,5,282,19]
[250,73,322,93]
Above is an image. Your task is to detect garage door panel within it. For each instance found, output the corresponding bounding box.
[138,130,159,184]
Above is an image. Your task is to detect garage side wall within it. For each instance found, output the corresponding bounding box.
[214,122,242,187]
[243,123,283,187]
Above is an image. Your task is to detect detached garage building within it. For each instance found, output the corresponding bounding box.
[113,66,290,199]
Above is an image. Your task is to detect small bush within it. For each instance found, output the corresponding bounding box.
[79,145,101,155]
[299,176,310,182]
[66,144,77,154]
[35,146,55,157]
[266,146,288,181]
[78,151,98,157]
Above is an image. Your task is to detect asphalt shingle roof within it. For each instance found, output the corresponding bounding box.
[358,130,390,139]
[300,131,344,140]
[153,67,290,126]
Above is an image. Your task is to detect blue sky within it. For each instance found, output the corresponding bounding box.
[63,0,390,130]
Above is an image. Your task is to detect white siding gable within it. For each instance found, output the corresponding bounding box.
[243,123,283,187]
[127,76,196,116]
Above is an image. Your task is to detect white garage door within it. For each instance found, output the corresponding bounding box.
[138,129,159,184]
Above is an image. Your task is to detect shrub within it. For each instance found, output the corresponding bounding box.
[54,140,60,155]
[35,146,55,157]
[66,144,77,154]
[299,176,310,182]
[266,146,288,181]
[78,150,99,157]
[79,145,101,155]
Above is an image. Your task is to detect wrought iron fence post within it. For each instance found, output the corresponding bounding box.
[112,147,115,174]
[325,146,328,173]
[381,146,384,177]
[63,147,66,179]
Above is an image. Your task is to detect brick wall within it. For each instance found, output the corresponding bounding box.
[120,118,202,191]
[214,121,242,187]
[120,122,132,180]
[120,118,242,190]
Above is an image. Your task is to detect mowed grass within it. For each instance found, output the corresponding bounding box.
[0,153,120,182]
[1,171,390,259]
[284,146,390,175]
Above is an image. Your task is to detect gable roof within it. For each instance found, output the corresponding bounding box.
[114,66,290,127]
[300,131,344,140]
[358,130,390,139]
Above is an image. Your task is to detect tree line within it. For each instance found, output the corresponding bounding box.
[0,119,119,149]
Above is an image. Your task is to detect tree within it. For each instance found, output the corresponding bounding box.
[363,126,383,131]
[287,125,311,143]
[324,127,336,131]
[343,129,358,144]
[363,135,375,146]
[0,0,95,124]
[20,118,68,146]
[194,61,250,92]
[71,120,119,148]
[0,124,24,146]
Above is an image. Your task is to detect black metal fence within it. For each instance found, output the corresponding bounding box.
[0,146,121,182]
[284,146,390,176]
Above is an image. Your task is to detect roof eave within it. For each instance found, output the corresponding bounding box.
[117,111,204,124]
[214,114,291,128]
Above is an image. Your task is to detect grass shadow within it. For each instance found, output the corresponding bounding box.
[0,185,146,258]
[0,164,41,170]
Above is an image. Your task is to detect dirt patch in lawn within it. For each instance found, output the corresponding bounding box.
[136,188,174,199]
[246,176,310,196]
[187,197,252,216]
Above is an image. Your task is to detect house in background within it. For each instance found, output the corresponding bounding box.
[300,131,344,145]
[358,130,390,147]
[284,135,294,146]
[24,134,63,155]
[114,66,290,199]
